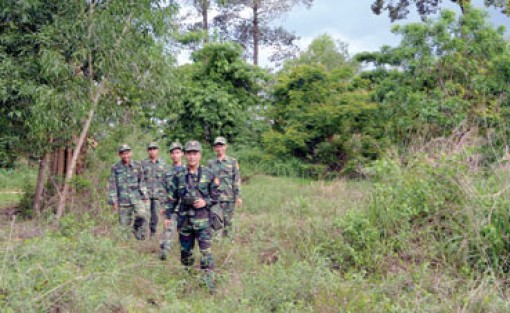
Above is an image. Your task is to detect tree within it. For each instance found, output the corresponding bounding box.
[356,9,510,150]
[282,34,357,73]
[1,0,176,220]
[163,42,267,144]
[371,0,510,21]
[264,37,379,174]
[214,0,313,65]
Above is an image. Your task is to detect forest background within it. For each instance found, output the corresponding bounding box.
[3,0,510,311]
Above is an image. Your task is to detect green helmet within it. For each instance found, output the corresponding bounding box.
[168,141,183,152]
[184,140,202,152]
[118,144,131,153]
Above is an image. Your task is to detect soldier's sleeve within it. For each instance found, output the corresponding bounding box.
[208,172,221,207]
[165,174,179,219]
[233,159,242,199]
[138,162,148,200]
[108,165,118,205]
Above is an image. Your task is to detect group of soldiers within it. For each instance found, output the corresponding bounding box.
[108,137,242,292]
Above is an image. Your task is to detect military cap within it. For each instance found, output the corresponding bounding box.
[213,136,227,145]
[118,144,131,152]
[168,141,183,152]
[147,142,159,149]
[184,140,202,152]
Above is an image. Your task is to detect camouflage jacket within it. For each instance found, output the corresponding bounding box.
[141,158,167,199]
[108,160,148,206]
[207,155,241,202]
[165,165,219,218]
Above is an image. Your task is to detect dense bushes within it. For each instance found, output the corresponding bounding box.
[320,151,510,275]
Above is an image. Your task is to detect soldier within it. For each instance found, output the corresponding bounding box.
[141,142,167,238]
[160,141,184,260]
[164,140,219,291]
[108,144,149,240]
[207,136,242,239]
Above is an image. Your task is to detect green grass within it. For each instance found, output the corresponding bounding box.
[0,165,37,191]
[2,158,510,311]
[0,193,20,208]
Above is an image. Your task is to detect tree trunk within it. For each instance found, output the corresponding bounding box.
[252,2,259,65]
[55,106,96,221]
[33,151,49,218]
[202,0,209,42]
[57,147,65,180]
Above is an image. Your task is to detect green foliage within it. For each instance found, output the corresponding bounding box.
[265,62,380,175]
[357,9,510,153]
[318,151,510,276]
[163,42,268,144]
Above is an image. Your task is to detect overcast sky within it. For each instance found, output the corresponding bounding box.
[177,1,510,68]
[258,0,510,67]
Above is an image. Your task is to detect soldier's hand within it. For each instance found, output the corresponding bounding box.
[160,209,165,217]
[193,198,207,209]
[112,203,118,212]
[236,198,243,208]
[163,218,172,229]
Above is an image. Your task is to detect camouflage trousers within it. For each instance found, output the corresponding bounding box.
[148,198,160,235]
[160,221,175,256]
[177,211,214,270]
[119,200,148,240]
[220,202,235,238]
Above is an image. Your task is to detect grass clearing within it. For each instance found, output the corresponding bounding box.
[1,166,510,311]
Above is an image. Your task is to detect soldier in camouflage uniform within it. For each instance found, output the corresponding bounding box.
[160,141,184,260]
[108,144,149,240]
[164,140,219,291]
[141,142,167,238]
[207,136,242,239]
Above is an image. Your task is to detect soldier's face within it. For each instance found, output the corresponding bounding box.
[170,149,183,163]
[185,151,201,167]
[119,150,131,164]
[213,144,227,156]
[148,147,159,159]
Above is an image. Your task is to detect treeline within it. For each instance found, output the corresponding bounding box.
[1,1,510,218]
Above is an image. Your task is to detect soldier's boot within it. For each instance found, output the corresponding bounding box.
[200,270,216,294]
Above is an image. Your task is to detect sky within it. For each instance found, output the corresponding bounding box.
[259,0,510,67]
[177,0,510,68]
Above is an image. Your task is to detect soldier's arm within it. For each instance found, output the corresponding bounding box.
[165,174,179,219]
[209,173,220,207]
[233,159,242,199]
[108,166,118,206]
[138,163,148,200]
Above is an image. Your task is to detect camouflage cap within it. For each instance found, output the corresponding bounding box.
[184,140,202,152]
[147,142,159,149]
[213,136,227,145]
[168,141,183,152]
[118,144,131,152]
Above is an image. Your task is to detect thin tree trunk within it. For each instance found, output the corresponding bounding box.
[57,148,65,180]
[55,105,97,221]
[202,0,209,42]
[252,2,259,65]
[33,151,49,218]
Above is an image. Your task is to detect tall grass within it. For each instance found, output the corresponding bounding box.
[3,141,510,311]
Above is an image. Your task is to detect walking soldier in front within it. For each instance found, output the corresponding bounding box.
[108,144,149,240]
[163,140,220,292]
[207,136,242,239]
[141,142,167,238]
[160,141,184,260]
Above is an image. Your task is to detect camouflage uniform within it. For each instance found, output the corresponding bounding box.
[141,155,167,236]
[207,153,241,238]
[160,162,184,259]
[108,149,149,240]
[165,143,219,272]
